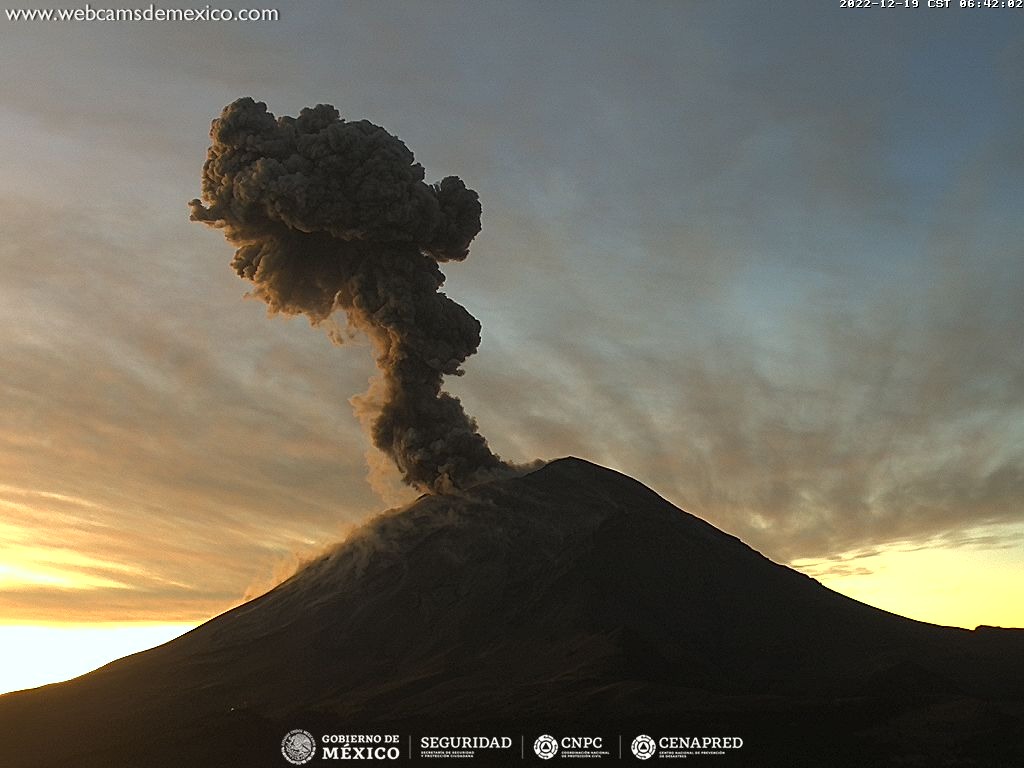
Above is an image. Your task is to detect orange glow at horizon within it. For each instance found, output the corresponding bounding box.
[0,623,199,695]
[793,528,1024,630]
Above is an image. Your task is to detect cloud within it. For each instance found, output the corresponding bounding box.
[1,2,1022,625]
[459,210,1024,562]
[190,98,507,492]
[0,197,385,621]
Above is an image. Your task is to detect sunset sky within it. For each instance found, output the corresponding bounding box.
[1,1,1022,693]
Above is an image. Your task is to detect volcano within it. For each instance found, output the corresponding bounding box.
[1,457,1022,766]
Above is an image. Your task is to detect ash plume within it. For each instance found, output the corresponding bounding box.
[189,97,505,493]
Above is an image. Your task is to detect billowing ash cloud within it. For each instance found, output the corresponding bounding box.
[189,97,505,493]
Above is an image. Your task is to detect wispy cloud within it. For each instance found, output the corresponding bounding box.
[0,2,1021,625]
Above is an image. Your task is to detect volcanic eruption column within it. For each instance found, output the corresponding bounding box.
[189,98,505,493]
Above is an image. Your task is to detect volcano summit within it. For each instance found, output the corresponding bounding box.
[1,458,1022,766]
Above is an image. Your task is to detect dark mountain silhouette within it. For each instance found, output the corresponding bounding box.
[1,457,1022,766]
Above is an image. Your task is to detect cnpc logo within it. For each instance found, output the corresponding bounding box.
[534,734,605,759]
[533,734,558,760]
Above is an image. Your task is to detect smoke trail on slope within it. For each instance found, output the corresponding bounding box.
[190,98,505,492]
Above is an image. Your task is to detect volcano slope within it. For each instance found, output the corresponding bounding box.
[1,457,1022,767]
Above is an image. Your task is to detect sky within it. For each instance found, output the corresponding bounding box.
[1,0,1023,693]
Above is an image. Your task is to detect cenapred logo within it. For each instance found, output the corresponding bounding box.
[534,734,559,760]
[631,734,656,760]
[282,729,317,765]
